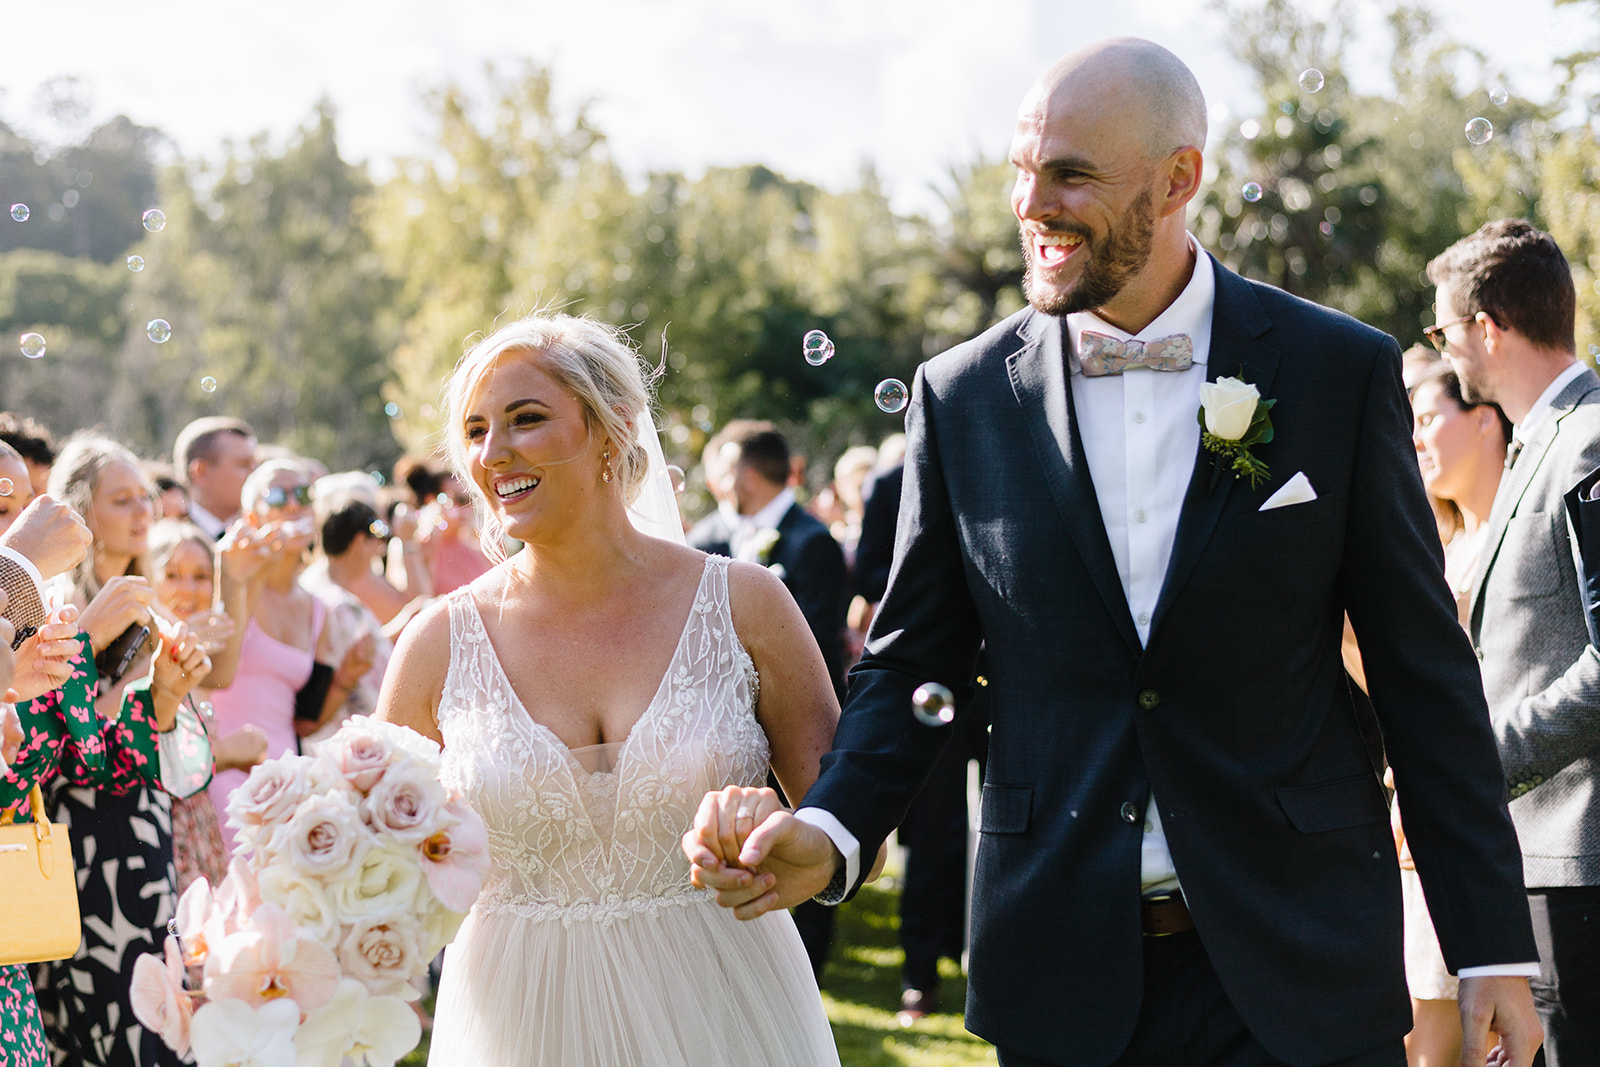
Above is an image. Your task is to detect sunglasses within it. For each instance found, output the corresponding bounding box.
[1423,315,1477,354]
[262,483,314,510]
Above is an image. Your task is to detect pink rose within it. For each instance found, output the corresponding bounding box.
[320,727,393,794]
[359,761,446,844]
[225,754,327,842]
[282,790,373,876]
[338,916,424,998]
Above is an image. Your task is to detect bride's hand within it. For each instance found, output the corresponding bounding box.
[684,786,784,872]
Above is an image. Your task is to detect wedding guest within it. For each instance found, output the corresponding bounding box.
[1430,219,1600,1063]
[0,441,37,532]
[0,412,56,499]
[171,416,256,540]
[204,459,365,855]
[147,520,269,894]
[27,433,214,1067]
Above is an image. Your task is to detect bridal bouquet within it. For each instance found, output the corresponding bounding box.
[130,716,490,1066]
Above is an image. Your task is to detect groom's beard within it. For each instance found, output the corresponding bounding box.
[1021,188,1157,318]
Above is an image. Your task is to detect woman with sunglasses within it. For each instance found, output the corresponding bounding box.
[204,459,366,855]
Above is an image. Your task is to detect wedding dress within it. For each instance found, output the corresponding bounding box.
[428,554,840,1065]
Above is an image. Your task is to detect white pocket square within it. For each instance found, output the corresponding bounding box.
[1259,471,1317,511]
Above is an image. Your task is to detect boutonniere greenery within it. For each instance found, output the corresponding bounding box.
[1197,376,1275,489]
[748,528,781,564]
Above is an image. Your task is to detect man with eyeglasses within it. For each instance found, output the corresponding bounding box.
[1426,218,1600,1065]
[172,415,258,540]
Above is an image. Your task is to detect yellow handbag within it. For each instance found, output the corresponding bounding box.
[0,784,82,966]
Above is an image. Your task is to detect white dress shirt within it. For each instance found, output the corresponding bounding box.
[732,487,795,561]
[186,500,231,541]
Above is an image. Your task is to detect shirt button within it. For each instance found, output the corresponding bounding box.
[1132,411,1146,424]
[1138,689,1160,710]
[1121,802,1139,823]
[1134,510,1147,524]
[1137,612,1151,626]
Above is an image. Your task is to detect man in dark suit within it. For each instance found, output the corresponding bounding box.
[687,39,1541,1066]
[1429,220,1600,1065]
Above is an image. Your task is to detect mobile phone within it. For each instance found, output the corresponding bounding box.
[94,623,150,684]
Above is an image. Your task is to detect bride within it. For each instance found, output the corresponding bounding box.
[376,313,842,1066]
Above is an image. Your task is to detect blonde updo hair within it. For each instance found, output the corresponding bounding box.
[442,314,654,549]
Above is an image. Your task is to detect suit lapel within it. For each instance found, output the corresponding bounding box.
[1151,263,1280,635]
[1469,369,1600,635]
[1007,312,1142,653]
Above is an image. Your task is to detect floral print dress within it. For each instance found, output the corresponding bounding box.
[0,637,210,1067]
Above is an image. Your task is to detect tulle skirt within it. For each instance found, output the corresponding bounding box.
[428,891,840,1066]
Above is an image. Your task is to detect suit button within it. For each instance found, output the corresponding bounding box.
[1137,689,1160,710]
[1121,802,1139,823]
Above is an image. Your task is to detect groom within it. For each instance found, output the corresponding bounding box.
[686,38,1541,1066]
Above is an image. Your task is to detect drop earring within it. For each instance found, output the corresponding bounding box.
[602,448,614,484]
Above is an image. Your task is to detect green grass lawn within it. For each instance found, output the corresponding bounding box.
[398,882,997,1066]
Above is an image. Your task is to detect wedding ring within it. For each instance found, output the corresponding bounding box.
[735,807,754,821]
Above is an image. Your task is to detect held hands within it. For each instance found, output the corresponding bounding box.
[681,786,840,919]
[1458,975,1542,1067]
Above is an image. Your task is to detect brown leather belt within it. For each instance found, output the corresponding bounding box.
[1141,892,1195,937]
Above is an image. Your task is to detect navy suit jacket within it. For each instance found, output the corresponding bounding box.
[802,260,1535,1064]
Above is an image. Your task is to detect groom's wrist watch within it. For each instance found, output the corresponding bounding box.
[813,857,849,906]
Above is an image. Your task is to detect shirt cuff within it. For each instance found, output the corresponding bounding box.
[1457,963,1542,979]
[794,806,858,901]
[0,547,45,601]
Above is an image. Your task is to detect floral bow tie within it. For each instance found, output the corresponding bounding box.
[1078,331,1194,377]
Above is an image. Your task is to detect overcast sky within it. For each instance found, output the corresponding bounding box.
[3,0,1586,213]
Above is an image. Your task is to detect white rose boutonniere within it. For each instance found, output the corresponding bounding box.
[1197,376,1276,489]
[741,528,781,564]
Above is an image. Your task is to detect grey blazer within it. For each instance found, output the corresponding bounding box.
[1471,367,1600,886]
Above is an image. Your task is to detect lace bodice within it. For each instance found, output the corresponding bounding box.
[437,556,768,923]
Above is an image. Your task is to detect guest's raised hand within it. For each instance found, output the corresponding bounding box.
[151,620,211,705]
[213,725,268,774]
[6,606,82,703]
[0,494,92,579]
[218,523,273,584]
[78,576,158,653]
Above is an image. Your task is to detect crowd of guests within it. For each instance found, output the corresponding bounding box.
[0,412,496,1065]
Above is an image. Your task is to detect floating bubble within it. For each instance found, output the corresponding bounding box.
[146,318,172,343]
[1489,86,1509,107]
[19,332,45,359]
[874,378,908,413]
[369,519,391,539]
[1465,117,1494,145]
[9,204,28,222]
[142,208,166,232]
[665,464,687,493]
[1241,182,1263,203]
[127,255,145,272]
[384,402,401,419]
[0,478,12,496]
[200,375,217,393]
[1298,68,1325,93]
[802,329,835,366]
[912,682,956,727]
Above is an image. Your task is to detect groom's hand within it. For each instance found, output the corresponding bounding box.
[683,786,840,919]
[1458,975,1541,1067]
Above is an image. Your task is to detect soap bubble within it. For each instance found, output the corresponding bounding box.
[142,208,166,232]
[127,255,145,272]
[1298,68,1325,93]
[1465,117,1494,145]
[0,479,12,497]
[19,332,45,359]
[802,329,834,366]
[874,378,908,413]
[384,402,401,419]
[1489,86,1509,107]
[665,464,687,493]
[369,519,391,539]
[912,682,956,727]
[9,204,28,222]
[146,318,172,343]
[1241,182,1263,203]
[200,375,217,393]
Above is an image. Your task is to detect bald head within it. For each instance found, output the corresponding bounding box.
[1028,38,1207,161]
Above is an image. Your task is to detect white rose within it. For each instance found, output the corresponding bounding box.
[1198,377,1260,441]
[331,843,424,926]
[283,789,374,877]
[257,865,342,948]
